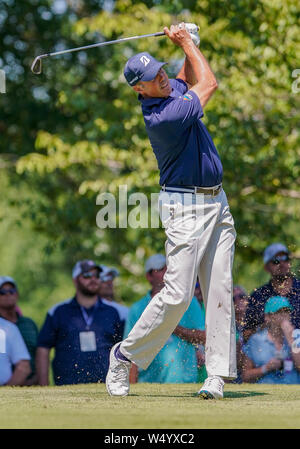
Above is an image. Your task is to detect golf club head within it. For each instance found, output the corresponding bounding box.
[31,56,43,75]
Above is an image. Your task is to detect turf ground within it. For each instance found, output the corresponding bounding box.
[1,383,299,429]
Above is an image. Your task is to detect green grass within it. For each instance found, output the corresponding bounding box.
[0,383,299,429]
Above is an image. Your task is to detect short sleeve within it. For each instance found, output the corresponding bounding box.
[37,313,57,348]
[167,90,204,132]
[7,324,30,364]
[173,78,189,95]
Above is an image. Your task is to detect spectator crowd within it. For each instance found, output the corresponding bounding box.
[1,242,300,387]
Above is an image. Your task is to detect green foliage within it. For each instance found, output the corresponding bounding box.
[0,0,299,324]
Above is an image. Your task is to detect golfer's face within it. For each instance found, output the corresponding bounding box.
[137,68,171,98]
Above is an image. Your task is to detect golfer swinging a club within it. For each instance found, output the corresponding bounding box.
[106,23,237,399]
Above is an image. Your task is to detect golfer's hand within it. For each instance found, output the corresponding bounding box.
[164,23,193,48]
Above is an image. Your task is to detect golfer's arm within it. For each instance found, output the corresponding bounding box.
[176,58,196,89]
[6,360,31,386]
[36,346,51,386]
[178,42,218,108]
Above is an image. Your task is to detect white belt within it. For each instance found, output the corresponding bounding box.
[161,184,222,196]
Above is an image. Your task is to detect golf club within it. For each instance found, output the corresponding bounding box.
[31,24,199,75]
[31,31,166,75]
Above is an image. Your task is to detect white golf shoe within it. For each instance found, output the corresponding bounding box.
[106,343,131,397]
[198,375,224,399]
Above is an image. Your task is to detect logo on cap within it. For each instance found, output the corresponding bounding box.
[140,55,150,67]
[129,76,139,85]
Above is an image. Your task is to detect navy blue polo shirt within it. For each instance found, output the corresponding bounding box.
[37,297,122,385]
[243,277,300,332]
[139,78,223,187]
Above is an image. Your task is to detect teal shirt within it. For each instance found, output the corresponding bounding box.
[124,292,205,383]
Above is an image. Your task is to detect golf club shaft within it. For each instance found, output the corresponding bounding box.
[39,31,165,59]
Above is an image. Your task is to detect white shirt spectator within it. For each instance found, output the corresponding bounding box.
[0,317,30,385]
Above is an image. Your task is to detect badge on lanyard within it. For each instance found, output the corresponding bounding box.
[79,302,98,352]
[79,331,97,352]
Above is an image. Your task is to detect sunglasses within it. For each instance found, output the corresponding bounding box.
[271,254,290,265]
[81,272,100,279]
[0,288,17,295]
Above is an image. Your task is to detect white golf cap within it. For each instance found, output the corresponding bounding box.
[100,265,120,282]
[145,254,166,273]
[0,276,17,289]
[263,243,289,265]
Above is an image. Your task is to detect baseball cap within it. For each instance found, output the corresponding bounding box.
[72,260,103,279]
[0,276,17,289]
[100,265,120,282]
[145,254,166,273]
[124,52,167,86]
[263,243,289,264]
[264,296,293,314]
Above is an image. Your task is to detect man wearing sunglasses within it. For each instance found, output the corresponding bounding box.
[36,260,122,385]
[0,276,39,385]
[243,243,300,342]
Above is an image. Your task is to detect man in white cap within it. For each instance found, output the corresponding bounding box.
[123,255,205,384]
[243,243,300,342]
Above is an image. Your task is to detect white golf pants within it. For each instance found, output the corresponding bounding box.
[121,188,237,379]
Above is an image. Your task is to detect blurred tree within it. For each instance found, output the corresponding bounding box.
[0,0,299,312]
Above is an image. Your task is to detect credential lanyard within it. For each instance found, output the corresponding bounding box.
[80,301,98,330]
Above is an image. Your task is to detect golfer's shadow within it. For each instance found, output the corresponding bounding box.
[223,390,268,399]
[133,391,268,399]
